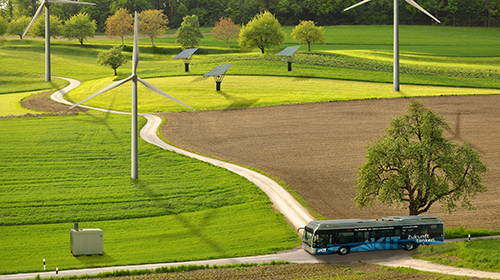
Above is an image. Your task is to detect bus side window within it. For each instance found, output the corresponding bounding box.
[418,226,429,235]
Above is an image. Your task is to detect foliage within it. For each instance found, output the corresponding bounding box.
[5,0,500,35]
[212,17,240,50]
[445,226,500,239]
[63,12,97,46]
[139,9,168,47]
[413,239,500,272]
[291,20,324,51]
[176,14,204,49]
[0,16,7,36]
[238,11,285,54]
[356,100,488,215]
[105,8,133,47]
[97,46,128,76]
[7,15,30,39]
[28,13,63,38]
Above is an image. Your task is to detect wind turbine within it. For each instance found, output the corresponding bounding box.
[22,0,95,82]
[344,0,440,91]
[71,12,195,179]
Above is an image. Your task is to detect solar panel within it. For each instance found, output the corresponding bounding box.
[277,46,300,57]
[173,48,199,59]
[203,63,234,77]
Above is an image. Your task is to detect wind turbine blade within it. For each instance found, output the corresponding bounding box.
[22,3,45,38]
[405,0,441,23]
[343,0,373,12]
[137,77,195,111]
[47,0,95,5]
[70,76,133,109]
[132,12,139,75]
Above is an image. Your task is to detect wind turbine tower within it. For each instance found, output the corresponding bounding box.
[71,12,194,179]
[23,0,95,82]
[344,0,440,91]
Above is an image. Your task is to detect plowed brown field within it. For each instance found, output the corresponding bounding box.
[160,95,500,229]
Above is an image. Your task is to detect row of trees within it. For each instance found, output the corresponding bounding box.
[108,9,324,53]
[0,12,96,45]
[1,0,500,33]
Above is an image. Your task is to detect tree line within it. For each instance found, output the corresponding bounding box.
[1,0,500,33]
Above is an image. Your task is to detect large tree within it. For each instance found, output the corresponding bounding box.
[355,100,488,216]
[0,16,7,36]
[139,9,168,47]
[64,12,97,46]
[105,8,133,47]
[8,15,31,39]
[176,14,203,49]
[291,20,324,51]
[212,17,239,50]
[97,46,127,76]
[28,13,64,38]
[238,11,285,54]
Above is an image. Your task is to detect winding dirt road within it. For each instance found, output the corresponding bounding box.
[1,77,488,280]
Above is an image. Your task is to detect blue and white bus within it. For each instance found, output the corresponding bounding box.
[299,216,444,255]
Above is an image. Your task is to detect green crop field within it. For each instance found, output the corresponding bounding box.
[414,239,500,272]
[1,25,499,275]
[0,114,298,274]
[66,75,500,113]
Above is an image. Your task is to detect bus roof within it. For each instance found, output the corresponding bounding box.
[306,216,443,230]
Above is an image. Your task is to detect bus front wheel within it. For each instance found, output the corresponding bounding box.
[338,246,350,255]
[404,242,416,251]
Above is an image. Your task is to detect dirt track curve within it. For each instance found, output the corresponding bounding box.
[3,78,496,280]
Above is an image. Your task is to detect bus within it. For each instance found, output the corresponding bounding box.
[298,216,444,255]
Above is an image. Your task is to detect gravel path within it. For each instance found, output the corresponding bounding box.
[1,77,489,280]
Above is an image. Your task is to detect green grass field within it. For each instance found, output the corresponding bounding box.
[0,114,298,274]
[414,239,500,272]
[65,75,500,113]
[1,25,499,275]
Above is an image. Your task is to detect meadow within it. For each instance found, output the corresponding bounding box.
[414,239,500,272]
[1,25,499,275]
[0,114,298,274]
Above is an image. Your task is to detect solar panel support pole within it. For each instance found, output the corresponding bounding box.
[182,58,192,72]
[277,46,300,72]
[174,48,198,72]
[204,63,234,91]
[214,75,225,91]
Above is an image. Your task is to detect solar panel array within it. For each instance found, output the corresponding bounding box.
[203,63,234,77]
[173,48,199,59]
[276,46,300,57]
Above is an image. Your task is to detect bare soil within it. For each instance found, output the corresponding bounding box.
[15,90,88,117]
[93,263,484,280]
[160,95,500,230]
[22,91,500,229]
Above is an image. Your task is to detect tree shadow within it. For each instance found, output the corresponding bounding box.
[132,180,226,255]
[217,91,259,109]
[445,110,483,153]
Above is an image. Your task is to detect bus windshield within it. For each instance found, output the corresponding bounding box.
[303,227,313,246]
